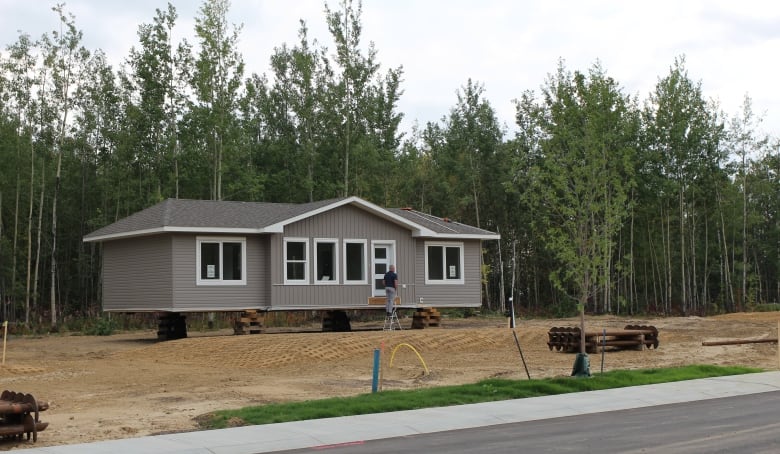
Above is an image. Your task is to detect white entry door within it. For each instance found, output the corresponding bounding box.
[372,242,395,297]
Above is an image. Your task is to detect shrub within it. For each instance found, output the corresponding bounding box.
[84,317,117,336]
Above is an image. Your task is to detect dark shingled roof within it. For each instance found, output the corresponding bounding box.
[84,197,499,242]
[386,208,498,237]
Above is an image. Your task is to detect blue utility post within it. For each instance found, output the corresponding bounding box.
[371,348,381,393]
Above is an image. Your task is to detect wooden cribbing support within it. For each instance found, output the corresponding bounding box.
[411,308,441,329]
[702,338,778,346]
[234,310,264,335]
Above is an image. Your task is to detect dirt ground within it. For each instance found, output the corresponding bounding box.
[2,311,780,450]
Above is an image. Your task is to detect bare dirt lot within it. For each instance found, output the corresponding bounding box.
[2,311,780,450]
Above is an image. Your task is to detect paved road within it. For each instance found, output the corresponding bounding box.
[279,391,780,453]
[17,372,780,454]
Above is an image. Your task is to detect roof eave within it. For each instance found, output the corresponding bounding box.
[412,233,501,240]
[83,226,268,243]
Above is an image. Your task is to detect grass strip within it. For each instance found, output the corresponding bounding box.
[200,365,760,429]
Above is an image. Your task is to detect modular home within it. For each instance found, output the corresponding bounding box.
[84,197,499,334]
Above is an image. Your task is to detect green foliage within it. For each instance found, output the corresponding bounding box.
[515,61,638,312]
[200,365,758,428]
[1,1,780,327]
[750,304,780,313]
[83,317,117,336]
[638,56,727,315]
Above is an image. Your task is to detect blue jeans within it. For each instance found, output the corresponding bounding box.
[385,287,397,314]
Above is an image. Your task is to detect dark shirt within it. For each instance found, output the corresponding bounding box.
[384,271,398,289]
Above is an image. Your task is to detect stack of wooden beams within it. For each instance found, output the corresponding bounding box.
[411,308,441,329]
[234,310,264,335]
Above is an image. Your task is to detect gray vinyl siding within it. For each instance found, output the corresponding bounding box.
[414,239,482,307]
[100,204,485,313]
[170,234,268,311]
[271,204,417,308]
[102,236,173,311]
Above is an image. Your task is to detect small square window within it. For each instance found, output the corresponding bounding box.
[425,242,464,284]
[197,238,246,285]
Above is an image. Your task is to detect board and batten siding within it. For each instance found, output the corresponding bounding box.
[102,235,174,311]
[270,204,417,308]
[170,234,269,311]
[414,239,482,307]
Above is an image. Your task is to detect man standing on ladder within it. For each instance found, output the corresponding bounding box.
[384,265,398,316]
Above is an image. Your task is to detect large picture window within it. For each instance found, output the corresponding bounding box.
[314,239,339,284]
[284,238,309,284]
[425,242,464,284]
[196,237,246,285]
[343,240,367,284]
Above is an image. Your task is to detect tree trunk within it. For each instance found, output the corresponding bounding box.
[10,190,18,320]
[701,212,709,310]
[717,189,735,311]
[11,136,22,322]
[497,228,505,314]
[0,192,3,319]
[24,137,35,326]
[661,205,671,314]
[342,2,351,198]
[51,150,62,329]
[689,207,698,313]
[648,224,659,313]
[217,135,222,200]
[742,158,748,309]
[629,195,636,314]
[32,163,45,316]
[679,185,687,315]
[171,136,180,199]
[579,269,590,354]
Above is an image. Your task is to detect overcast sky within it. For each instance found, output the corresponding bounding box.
[2,0,779,138]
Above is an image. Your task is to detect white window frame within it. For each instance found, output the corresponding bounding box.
[196,236,247,286]
[314,238,339,284]
[424,241,465,285]
[343,239,368,284]
[284,237,309,284]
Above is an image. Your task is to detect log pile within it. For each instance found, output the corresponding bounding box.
[0,390,49,443]
[547,325,659,353]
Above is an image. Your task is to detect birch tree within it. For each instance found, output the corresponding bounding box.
[324,0,404,198]
[727,96,769,307]
[642,57,724,314]
[3,34,38,323]
[267,21,326,202]
[191,0,244,201]
[40,4,89,329]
